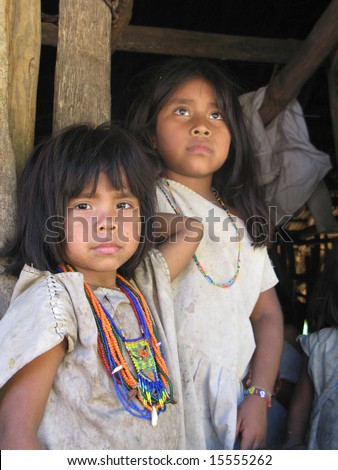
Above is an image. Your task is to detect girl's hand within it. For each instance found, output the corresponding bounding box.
[236,395,268,449]
[152,213,203,281]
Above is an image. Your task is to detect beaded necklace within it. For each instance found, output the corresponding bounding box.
[58,264,175,426]
[157,178,241,288]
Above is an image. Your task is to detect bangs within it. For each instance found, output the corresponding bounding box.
[65,159,126,200]
[152,63,232,126]
[56,124,155,208]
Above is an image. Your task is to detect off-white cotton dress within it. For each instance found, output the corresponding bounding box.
[0,250,185,449]
[157,179,278,449]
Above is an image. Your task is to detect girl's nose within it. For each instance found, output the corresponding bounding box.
[98,213,117,232]
[191,125,211,137]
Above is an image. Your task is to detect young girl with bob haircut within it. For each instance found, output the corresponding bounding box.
[0,123,202,450]
[284,239,338,450]
[128,57,284,450]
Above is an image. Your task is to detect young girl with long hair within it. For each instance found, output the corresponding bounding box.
[0,123,202,450]
[128,57,284,450]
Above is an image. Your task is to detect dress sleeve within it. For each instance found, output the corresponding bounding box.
[260,248,279,292]
[134,248,171,292]
[299,329,334,358]
[298,333,311,357]
[0,273,77,388]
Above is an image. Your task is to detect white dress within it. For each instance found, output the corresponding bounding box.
[157,179,278,449]
[0,250,185,450]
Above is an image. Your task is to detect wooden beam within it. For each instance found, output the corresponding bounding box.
[41,22,58,46]
[111,0,133,52]
[259,0,338,126]
[116,25,301,64]
[328,49,338,166]
[42,22,301,65]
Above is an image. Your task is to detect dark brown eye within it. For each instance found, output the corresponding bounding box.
[74,202,91,210]
[210,111,224,120]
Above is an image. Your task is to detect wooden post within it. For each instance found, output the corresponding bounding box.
[53,0,112,131]
[259,0,338,126]
[0,0,18,317]
[328,49,338,167]
[8,0,41,174]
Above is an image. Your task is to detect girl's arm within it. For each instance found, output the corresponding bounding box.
[236,287,284,449]
[0,339,67,449]
[283,355,313,449]
[152,213,203,281]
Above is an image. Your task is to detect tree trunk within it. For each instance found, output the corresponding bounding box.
[0,0,18,318]
[53,0,112,131]
[8,0,41,175]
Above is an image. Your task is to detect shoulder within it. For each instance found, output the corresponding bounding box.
[0,266,81,388]
[10,264,54,299]
[134,248,171,286]
[299,328,338,356]
[10,265,70,317]
[10,265,80,314]
[3,265,83,352]
[253,246,279,291]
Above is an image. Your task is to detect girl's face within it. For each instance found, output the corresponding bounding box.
[153,77,231,186]
[64,172,141,287]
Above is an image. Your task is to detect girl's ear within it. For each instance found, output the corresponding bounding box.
[149,133,157,150]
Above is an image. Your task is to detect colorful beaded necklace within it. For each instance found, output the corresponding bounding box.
[58,264,175,426]
[158,178,241,288]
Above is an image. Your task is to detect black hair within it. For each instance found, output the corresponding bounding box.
[307,239,338,332]
[127,57,270,247]
[0,122,159,279]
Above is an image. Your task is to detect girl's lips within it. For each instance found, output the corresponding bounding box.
[186,143,212,154]
[92,243,121,254]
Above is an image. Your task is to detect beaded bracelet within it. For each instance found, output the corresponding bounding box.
[244,385,272,408]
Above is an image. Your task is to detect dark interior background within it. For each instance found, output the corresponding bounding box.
[39,0,335,164]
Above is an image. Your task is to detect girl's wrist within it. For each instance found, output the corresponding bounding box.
[244,385,272,408]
